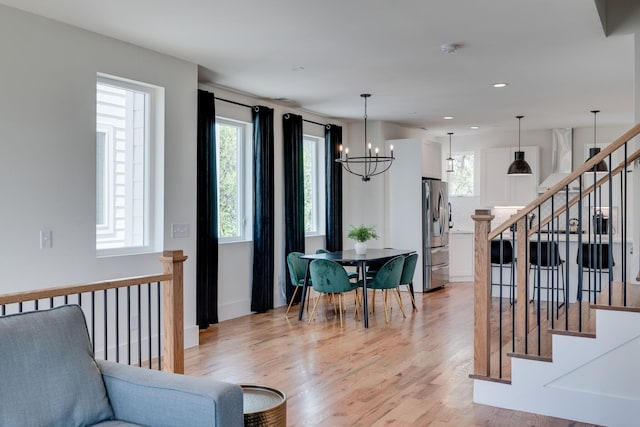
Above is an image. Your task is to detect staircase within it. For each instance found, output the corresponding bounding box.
[471,124,640,426]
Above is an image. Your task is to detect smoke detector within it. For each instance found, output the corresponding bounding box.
[440,43,460,54]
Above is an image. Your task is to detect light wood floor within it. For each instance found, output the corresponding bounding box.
[185,282,599,426]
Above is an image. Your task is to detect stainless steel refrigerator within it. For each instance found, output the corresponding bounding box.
[422,178,450,291]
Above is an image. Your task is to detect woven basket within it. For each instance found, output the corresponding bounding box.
[241,384,286,427]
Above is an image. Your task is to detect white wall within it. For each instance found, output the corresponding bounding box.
[0,6,201,344]
[342,120,432,248]
[0,4,349,341]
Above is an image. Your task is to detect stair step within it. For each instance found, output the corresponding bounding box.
[469,374,511,385]
[548,329,596,339]
[507,352,552,363]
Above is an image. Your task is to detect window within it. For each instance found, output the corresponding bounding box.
[303,135,325,235]
[216,117,252,242]
[449,152,475,197]
[96,75,163,255]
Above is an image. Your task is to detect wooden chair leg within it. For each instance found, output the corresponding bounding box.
[353,290,360,320]
[338,294,344,327]
[284,286,300,318]
[371,289,376,313]
[383,290,390,324]
[308,293,321,324]
[395,287,404,311]
[394,287,407,318]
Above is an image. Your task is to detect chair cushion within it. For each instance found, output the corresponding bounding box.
[0,305,114,426]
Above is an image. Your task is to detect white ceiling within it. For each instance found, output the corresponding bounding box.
[1,0,637,135]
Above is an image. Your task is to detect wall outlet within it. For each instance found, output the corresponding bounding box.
[40,229,53,249]
[171,223,189,238]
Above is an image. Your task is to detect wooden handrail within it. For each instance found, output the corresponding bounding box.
[526,152,640,236]
[474,123,639,381]
[489,123,640,240]
[0,274,172,305]
[0,249,187,374]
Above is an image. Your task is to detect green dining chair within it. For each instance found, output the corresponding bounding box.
[360,255,405,323]
[308,259,361,327]
[316,248,359,280]
[285,251,311,318]
[399,253,419,312]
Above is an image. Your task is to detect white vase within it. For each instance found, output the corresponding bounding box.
[354,242,368,255]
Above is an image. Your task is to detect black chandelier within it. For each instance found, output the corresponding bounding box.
[335,94,394,182]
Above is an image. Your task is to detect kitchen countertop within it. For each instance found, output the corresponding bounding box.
[449,229,474,234]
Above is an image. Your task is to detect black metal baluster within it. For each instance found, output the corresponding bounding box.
[127,286,131,366]
[577,176,583,331]
[536,207,542,357]
[147,282,152,369]
[622,144,627,306]
[138,285,142,367]
[91,291,95,354]
[104,289,108,360]
[498,234,503,378]
[157,281,161,370]
[511,226,516,354]
[116,288,120,363]
[564,187,570,331]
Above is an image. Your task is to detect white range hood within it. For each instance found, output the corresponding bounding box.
[537,128,577,193]
[537,172,580,193]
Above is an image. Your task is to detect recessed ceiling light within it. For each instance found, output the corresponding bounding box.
[470,126,480,129]
[443,116,454,120]
[493,83,508,88]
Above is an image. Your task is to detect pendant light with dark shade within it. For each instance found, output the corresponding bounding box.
[507,115,532,175]
[587,110,608,172]
[446,132,454,172]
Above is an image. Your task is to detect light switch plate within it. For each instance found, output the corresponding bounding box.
[171,223,189,238]
[40,229,53,249]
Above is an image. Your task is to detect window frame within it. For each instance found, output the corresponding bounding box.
[448,150,477,198]
[302,133,325,237]
[215,116,253,244]
[95,74,162,257]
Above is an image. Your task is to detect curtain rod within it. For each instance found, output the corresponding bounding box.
[284,113,329,128]
[216,97,331,128]
[303,118,329,128]
[214,96,253,109]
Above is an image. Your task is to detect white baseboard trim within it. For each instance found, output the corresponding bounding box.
[218,299,252,322]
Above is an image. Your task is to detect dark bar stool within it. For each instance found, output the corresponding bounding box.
[490,240,515,303]
[577,243,614,302]
[529,241,565,307]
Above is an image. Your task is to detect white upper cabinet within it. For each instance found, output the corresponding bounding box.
[481,146,539,207]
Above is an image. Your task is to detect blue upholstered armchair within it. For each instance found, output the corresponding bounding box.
[0,305,243,427]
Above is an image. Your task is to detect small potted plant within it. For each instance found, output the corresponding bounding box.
[347,224,379,255]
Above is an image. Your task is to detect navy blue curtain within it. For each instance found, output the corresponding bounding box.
[325,125,343,251]
[283,113,305,303]
[196,89,219,328]
[251,106,275,313]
